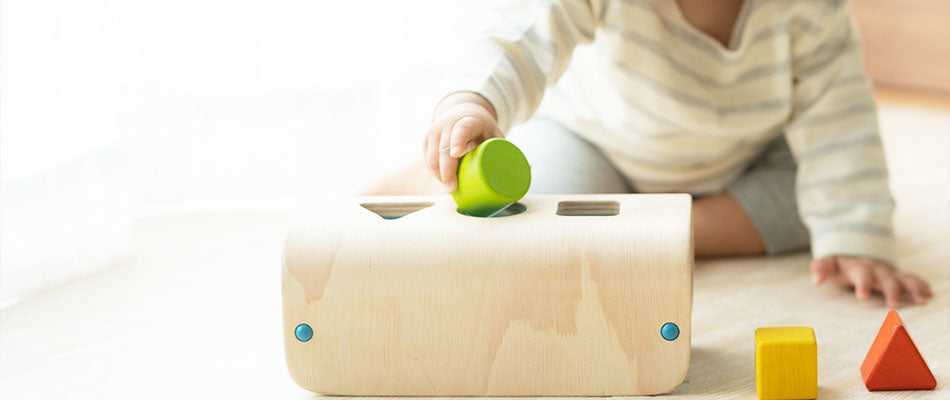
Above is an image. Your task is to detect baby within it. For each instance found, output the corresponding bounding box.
[373,0,932,307]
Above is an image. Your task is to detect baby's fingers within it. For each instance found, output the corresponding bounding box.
[439,122,460,193]
[842,263,874,301]
[898,274,932,304]
[809,257,837,285]
[449,116,480,158]
[873,268,902,308]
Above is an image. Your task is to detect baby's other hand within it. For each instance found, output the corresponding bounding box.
[424,92,502,193]
[810,256,932,308]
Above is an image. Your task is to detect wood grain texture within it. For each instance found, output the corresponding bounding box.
[282,194,693,396]
[755,327,817,400]
[860,310,937,391]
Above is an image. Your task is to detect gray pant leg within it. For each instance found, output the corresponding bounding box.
[727,136,811,255]
[507,119,631,194]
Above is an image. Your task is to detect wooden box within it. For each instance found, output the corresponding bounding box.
[282,194,693,395]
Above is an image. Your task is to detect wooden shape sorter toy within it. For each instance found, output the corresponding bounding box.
[281,194,693,396]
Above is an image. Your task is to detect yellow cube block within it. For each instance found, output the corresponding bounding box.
[755,327,817,400]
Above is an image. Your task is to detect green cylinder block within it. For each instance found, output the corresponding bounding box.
[452,138,531,217]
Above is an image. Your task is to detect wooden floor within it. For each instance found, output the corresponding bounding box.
[1,101,947,399]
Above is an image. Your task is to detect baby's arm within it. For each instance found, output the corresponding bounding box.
[425,0,606,192]
[784,2,931,307]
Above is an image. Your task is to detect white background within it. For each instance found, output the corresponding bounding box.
[1,0,508,304]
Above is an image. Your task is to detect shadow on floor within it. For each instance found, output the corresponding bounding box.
[667,345,754,397]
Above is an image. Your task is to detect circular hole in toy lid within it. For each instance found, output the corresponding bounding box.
[457,202,526,218]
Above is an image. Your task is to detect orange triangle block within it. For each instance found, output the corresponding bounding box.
[860,310,936,391]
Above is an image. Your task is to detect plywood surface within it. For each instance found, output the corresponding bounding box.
[0,103,948,398]
[283,195,692,395]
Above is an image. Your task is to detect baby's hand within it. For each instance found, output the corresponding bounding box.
[810,256,932,308]
[424,92,502,193]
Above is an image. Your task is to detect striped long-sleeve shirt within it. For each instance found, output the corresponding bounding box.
[446,0,896,263]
